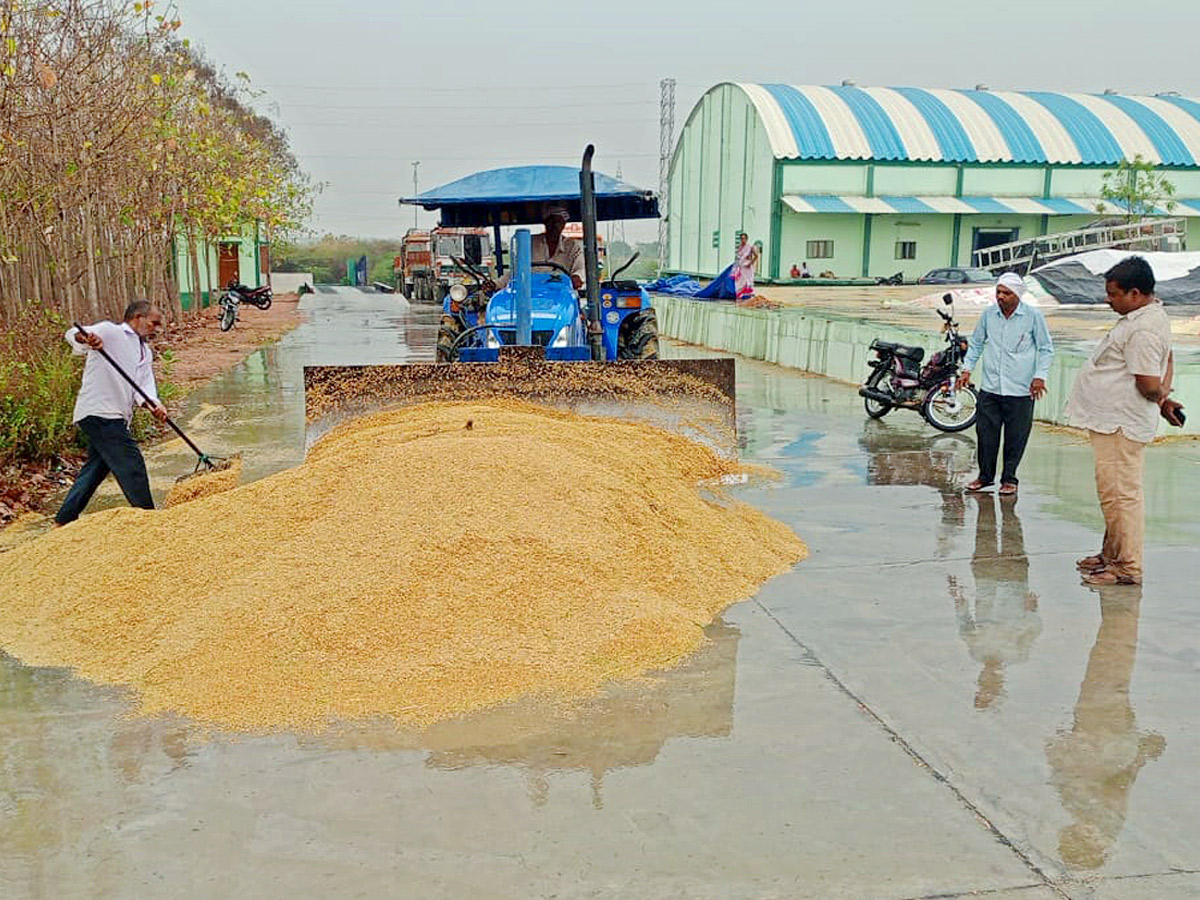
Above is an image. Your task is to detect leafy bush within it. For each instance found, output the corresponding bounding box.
[0,304,180,464]
[0,303,83,465]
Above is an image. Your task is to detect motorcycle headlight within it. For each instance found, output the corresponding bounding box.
[449,284,468,303]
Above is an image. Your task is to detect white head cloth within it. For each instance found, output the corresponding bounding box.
[997,272,1027,298]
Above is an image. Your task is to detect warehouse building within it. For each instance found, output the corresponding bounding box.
[666,83,1200,281]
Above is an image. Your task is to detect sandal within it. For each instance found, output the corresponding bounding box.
[998,483,1018,497]
[1076,554,1105,571]
[964,479,993,493]
[1081,569,1141,586]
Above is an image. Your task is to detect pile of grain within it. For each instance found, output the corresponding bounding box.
[0,401,805,733]
[162,455,243,508]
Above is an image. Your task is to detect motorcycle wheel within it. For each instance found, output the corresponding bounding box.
[923,381,978,432]
[219,302,236,332]
[436,315,462,363]
[863,369,895,419]
[255,295,272,310]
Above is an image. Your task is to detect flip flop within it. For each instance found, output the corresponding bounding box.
[1081,569,1141,586]
[1076,554,1105,571]
[998,483,1018,497]
[964,479,993,492]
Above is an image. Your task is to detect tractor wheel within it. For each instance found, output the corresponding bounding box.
[436,315,462,363]
[618,310,659,360]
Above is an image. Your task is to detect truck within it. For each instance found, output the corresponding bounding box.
[396,227,494,302]
[394,229,432,299]
[429,227,494,301]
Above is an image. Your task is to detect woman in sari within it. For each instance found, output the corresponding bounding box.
[733,233,759,300]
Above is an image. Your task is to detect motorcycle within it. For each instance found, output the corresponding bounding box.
[857,293,978,432]
[218,279,273,332]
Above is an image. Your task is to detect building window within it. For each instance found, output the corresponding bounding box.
[806,240,834,259]
[895,241,917,260]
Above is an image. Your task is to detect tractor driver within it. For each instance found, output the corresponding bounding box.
[490,204,585,293]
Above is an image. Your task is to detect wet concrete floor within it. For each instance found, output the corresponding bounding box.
[2,286,1198,899]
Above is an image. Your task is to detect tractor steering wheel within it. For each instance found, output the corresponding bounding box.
[531,261,573,278]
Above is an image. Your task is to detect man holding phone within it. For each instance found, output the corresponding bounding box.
[1066,256,1186,586]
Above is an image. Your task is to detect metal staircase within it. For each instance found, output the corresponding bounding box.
[973,218,1188,275]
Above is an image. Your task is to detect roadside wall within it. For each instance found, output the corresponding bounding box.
[653,295,1200,434]
[269,272,314,294]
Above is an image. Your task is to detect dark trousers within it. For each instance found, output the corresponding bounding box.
[55,416,154,524]
[975,391,1035,486]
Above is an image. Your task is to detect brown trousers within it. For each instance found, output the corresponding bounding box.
[1089,430,1146,580]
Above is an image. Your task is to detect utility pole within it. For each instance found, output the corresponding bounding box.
[658,78,676,274]
[411,161,420,228]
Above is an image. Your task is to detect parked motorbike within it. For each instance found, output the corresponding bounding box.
[857,293,978,432]
[218,279,273,332]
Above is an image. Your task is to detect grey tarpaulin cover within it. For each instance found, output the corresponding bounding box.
[1030,250,1200,304]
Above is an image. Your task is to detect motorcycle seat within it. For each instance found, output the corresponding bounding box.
[873,341,925,361]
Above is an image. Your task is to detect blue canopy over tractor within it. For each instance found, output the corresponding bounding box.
[399,165,659,227]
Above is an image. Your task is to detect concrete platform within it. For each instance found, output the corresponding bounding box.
[1,292,1197,899]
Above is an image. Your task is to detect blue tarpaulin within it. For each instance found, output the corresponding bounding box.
[645,265,737,300]
[399,165,659,227]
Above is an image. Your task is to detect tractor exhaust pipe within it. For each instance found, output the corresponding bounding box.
[580,145,604,362]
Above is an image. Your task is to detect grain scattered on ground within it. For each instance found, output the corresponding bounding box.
[0,400,805,734]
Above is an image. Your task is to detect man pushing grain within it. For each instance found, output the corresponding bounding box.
[54,300,168,525]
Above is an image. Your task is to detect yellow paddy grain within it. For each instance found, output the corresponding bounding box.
[0,400,805,734]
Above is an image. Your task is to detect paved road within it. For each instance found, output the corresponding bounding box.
[2,287,1197,899]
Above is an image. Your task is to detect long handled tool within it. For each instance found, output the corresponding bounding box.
[72,322,230,477]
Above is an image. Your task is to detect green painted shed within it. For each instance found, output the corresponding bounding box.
[666,83,1200,282]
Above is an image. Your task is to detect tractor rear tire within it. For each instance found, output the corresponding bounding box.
[436,315,461,363]
[619,310,659,360]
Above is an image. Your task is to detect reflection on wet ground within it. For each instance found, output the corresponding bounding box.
[950,496,1041,710]
[1047,585,1164,872]
[2,290,1198,898]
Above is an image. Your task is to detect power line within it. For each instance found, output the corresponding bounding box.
[284,118,655,129]
[296,152,659,161]
[268,100,657,111]
[259,81,655,94]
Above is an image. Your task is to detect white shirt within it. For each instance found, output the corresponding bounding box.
[67,321,159,423]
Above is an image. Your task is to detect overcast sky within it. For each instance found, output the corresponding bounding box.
[177,0,1200,241]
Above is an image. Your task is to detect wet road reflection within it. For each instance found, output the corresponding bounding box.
[949,497,1041,710]
[857,418,975,557]
[1046,585,1164,870]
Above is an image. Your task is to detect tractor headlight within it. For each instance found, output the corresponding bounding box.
[449,283,468,303]
[486,328,499,348]
[552,324,571,347]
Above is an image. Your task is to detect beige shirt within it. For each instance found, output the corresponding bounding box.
[494,232,584,289]
[1065,300,1172,443]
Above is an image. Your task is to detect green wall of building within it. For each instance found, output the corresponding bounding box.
[669,84,774,277]
[666,85,1200,281]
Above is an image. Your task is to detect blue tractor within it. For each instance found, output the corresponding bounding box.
[298,148,734,444]
[401,148,660,364]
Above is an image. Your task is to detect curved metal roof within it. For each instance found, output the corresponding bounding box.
[731,84,1200,166]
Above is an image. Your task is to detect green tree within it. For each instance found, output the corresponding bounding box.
[1097,155,1177,222]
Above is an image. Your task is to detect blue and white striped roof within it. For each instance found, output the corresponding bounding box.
[735,84,1200,166]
